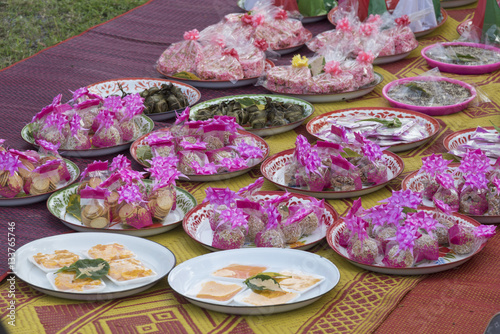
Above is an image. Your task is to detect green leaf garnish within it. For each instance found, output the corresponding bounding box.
[402,207,418,214]
[441,153,461,163]
[340,148,361,158]
[356,117,402,128]
[136,145,153,166]
[56,258,110,280]
[490,121,500,134]
[455,53,479,62]
[66,194,82,221]
[172,71,201,80]
[235,98,257,108]
[405,83,430,97]
[244,273,283,292]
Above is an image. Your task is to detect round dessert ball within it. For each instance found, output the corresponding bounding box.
[348,238,379,265]
[280,221,303,244]
[212,226,245,249]
[300,212,319,235]
[255,228,285,248]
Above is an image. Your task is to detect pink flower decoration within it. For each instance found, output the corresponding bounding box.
[222,48,239,61]
[219,157,247,172]
[254,38,269,51]
[421,154,451,176]
[436,174,455,190]
[275,9,288,20]
[434,199,456,215]
[218,208,248,230]
[366,14,381,24]
[337,18,352,32]
[203,187,241,205]
[183,29,200,41]
[191,161,217,175]
[0,151,22,176]
[324,61,342,75]
[236,177,264,197]
[236,142,264,160]
[95,110,115,130]
[174,107,191,125]
[118,169,145,184]
[356,51,375,64]
[359,23,376,36]
[123,93,145,117]
[459,149,491,175]
[474,225,496,239]
[36,139,60,154]
[463,173,488,190]
[252,14,264,27]
[70,87,89,102]
[384,190,422,209]
[395,15,411,27]
[103,95,123,112]
[265,205,281,230]
[387,225,418,253]
[179,139,207,150]
[241,13,254,25]
[405,211,438,233]
[69,114,83,137]
[117,184,143,204]
[111,155,131,172]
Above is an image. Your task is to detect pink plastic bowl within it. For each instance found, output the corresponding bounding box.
[382,76,477,116]
[422,42,500,75]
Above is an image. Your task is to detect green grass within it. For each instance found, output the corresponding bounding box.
[0,0,149,70]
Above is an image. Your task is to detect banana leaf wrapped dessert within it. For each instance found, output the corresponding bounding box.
[192,96,306,129]
[140,83,189,115]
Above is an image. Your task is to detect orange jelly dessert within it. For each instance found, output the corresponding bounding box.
[87,243,135,262]
[33,250,80,269]
[53,272,103,291]
[108,258,154,281]
[196,281,242,301]
[212,264,268,279]
[243,290,298,306]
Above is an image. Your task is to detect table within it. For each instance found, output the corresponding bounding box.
[0,1,499,333]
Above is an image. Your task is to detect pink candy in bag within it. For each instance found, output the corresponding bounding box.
[157,29,204,75]
[329,154,363,191]
[433,173,460,212]
[212,207,249,249]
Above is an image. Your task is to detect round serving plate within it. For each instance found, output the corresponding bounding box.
[402,163,500,224]
[87,77,201,121]
[260,149,404,199]
[189,94,314,137]
[306,107,440,153]
[264,73,383,103]
[327,208,485,275]
[421,42,500,74]
[0,159,79,207]
[21,114,154,158]
[14,232,176,300]
[168,247,341,315]
[182,190,338,252]
[382,76,477,116]
[443,126,496,152]
[373,44,419,65]
[327,8,448,38]
[130,128,270,182]
[47,182,197,237]
[156,60,274,89]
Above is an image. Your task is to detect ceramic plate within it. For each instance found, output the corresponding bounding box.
[168,248,340,315]
[47,182,197,237]
[443,126,497,155]
[237,0,328,23]
[327,8,447,38]
[414,9,448,38]
[189,94,314,137]
[382,76,476,116]
[422,42,500,75]
[373,44,418,65]
[327,209,484,275]
[183,191,338,252]
[261,150,404,199]
[156,60,275,89]
[131,129,270,182]
[306,107,440,153]
[87,78,201,121]
[21,115,154,158]
[441,0,477,8]
[264,73,383,103]
[402,163,500,224]
[0,159,79,207]
[13,232,176,300]
[273,30,313,55]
